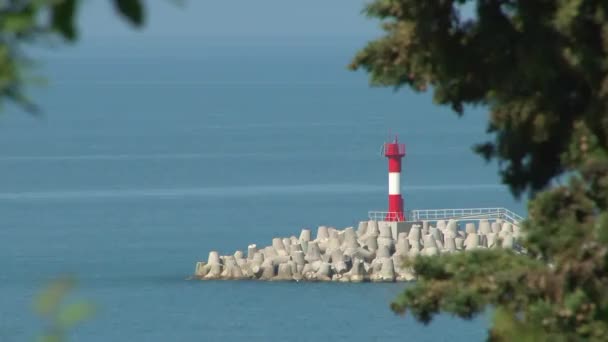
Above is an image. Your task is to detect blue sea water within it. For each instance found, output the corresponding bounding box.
[0,37,525,341]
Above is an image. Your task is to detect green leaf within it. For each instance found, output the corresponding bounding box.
[3,14,35,33]
[57,300,95,328]
[34,277,75,316]
[37,333,63,342]
[51,0,78,40]
[114,0,145,26]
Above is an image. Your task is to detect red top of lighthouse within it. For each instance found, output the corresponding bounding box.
[384,136,405,157]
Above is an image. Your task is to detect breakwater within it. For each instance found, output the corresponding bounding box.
[193,219,522,282]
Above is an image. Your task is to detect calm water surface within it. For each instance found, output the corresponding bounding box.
[0,38,523,341]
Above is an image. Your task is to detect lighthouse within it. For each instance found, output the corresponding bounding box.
[384,136,406,221]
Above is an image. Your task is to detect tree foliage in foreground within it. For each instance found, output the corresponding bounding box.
[0,0,144,112]
[351,0,608,340]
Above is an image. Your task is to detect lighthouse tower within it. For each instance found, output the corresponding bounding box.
[384,136,406,221]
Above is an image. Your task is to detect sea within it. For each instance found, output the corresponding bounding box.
[0,36,525,341]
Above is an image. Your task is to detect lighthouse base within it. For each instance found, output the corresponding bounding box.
[378,220,423,240]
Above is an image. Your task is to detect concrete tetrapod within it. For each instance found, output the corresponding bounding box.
[464,233,479,251]
[274,263,294,281]
[465,223,477,234]
[423,235,439,256]
[316,226,329,241]
[348,258,367,282]
[356,221,368,237]
[247,244,258,260]
[371,258,395,282]
[299,229,311,242]
[305,241,321,262]
[195,219,524,282]
[479,220,491,235]
[315,262,332,281]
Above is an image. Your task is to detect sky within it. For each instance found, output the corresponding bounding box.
[77,0,381,39]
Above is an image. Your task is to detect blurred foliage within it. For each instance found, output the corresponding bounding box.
[0,0,145,113]
[33,277,95,342]
[351,0,608,340]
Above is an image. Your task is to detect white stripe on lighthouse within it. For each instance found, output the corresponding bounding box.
[388,172,400,195]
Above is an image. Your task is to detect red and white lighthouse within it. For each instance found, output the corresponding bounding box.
[384,136,406,221]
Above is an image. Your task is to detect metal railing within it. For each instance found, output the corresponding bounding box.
[368,211,406,221]
[408,207,524,225]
